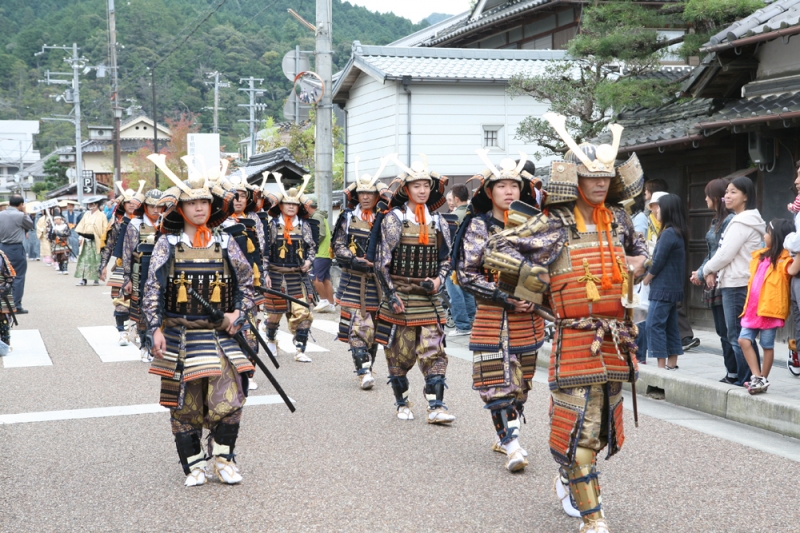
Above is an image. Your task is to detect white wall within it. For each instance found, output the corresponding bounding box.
[344,75,554,182]
[757,37,800,80]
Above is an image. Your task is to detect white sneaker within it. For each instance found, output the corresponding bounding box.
[248,379,258,390]
[506,449,529,472]
[427,408,455,425]
[118,332,129,346]
[140,348,152,363]
[313,299,330,312]
[319,303,337,314]
[360,371,375,390]
[184,468,207,487]
[555,474,581,518]
[397,405,414,421]
[213,457,242,485]
[294,351,312,363]
[267,341,277,356]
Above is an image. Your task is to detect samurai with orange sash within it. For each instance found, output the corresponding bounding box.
[454,149,544,473]
[484,113,648,533]
[143,154,256,487]
[331,155,393,390]
[374,154,454,425]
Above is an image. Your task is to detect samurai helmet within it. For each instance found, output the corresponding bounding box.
[267,173,311,218]
[113,180,145,218]
[387,153,448,210]
[143,189,163,207]
[468,149,538,214]
[542,112,643,206]
[343,155,393,208]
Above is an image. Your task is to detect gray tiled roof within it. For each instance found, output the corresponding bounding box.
[388,12,471,47]
[696,90,800,126]
[594,98,723,150]
[240,147,309,185]
[333,42,569,102]
[623,66,695,83]
[703,0,796,50]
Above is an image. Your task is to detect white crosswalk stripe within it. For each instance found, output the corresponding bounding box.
[1,330,52,368]
[311,319,340,336]
[78,325,140,362]
[274,330,328,353]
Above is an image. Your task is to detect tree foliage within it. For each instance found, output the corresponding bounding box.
[0,0,427,155]
[512,0,764,157]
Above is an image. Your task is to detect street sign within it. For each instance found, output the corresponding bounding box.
[82,170,95,195]
[282,50,312,82]
[187,133,221,179]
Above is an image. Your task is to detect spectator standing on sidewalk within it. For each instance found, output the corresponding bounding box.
[307,197,336,314]
[63,201,82,262]
[643,194,687,369]
[703,176,765,386]
[691,178,736,383]
[785,164,800,373]
[0,195,33,313]
[446,184,476,337]
[738,219,795,394]
[635,191,667,361]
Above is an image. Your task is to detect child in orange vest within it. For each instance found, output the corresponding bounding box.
[739,219,795,394]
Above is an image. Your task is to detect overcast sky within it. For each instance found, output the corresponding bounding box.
[347,0,472,23]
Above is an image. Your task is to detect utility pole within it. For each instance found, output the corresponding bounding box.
[204,71,229,134]
[238,77,264,161]
[315,0,333,224]
[151,68,158,188]
[37,43,87,205]
[108,0,122,184]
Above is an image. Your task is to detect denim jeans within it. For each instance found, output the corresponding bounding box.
[445,276,476,331]
[721,286,749,385]
[711,304,737,378]
[635,321,647,364]
[646,300,684,359]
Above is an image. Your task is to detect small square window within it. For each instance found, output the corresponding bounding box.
[482,125,504,149]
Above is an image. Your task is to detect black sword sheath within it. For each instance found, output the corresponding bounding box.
[186,287,295,413]
[246,315,279,369]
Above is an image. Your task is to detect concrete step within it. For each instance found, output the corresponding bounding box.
[535,343,800,439]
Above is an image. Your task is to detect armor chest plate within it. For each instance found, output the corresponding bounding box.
[548,227,626,320]
[139,224,157,246]
[270,223,304,266]
[389,220,439,279]
[164,243,233,317]
[346,216,372,258]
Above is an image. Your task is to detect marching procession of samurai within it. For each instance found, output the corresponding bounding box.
[3,112,653,533]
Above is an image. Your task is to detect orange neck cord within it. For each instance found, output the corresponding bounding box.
[413,203,429,245]
[177,207,212,248]
[361,209,375,227]
[503,209,509,226]
[576,187,622,289]
[144,210,159,225]
[283,215,294,245]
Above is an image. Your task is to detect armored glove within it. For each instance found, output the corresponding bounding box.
[499,211,548,239]
[483,251,548,303]
[350,257,373,273]
[491,289,517,311]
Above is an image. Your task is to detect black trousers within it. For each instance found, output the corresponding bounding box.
[0,243,26,309]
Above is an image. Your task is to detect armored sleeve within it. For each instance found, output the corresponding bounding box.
[332,212,354,264]
[487,212,568,269]
[226,237,256,312]
[99,222,119,274]
[457,217,497,300]
[302,221,316,263]
[437,217,451,282]
[375,211,402,295]
[143,237,173,333]
[120,222,139,288]
[252,214,268,272]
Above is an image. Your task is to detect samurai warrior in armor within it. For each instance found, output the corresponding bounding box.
[454,149,545,472]
[100,181,146,346]
[263,174,317,363]
[0,249,15,351]
[49,214,72,274]
[120,188,164,362]
[220,170,272,387]
[331,155,393,390]
[483,114,648,533]
[374,154,455,424]
[143,154,256,487]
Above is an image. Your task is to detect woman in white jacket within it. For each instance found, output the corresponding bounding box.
[704,176,765,386]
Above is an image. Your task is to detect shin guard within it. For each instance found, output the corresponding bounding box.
[114,315,126,332]
[175,430,206,475]
[424,374,448,410]
[351,347,371,375]
[0,316,9,346]
[489,403,520,445]
[387,375,410,407]
[266,325,278,341]
[294,328,310,352]
[567,447,603,521]
[210,422,240,462]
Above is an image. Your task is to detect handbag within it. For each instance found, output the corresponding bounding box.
[702,284,722,307]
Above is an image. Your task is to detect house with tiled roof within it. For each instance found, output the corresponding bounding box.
[332,42,570,184]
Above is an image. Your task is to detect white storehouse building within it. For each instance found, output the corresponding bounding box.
[332,42,568,186]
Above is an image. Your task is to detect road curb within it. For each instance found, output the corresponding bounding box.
[536,344,800,439]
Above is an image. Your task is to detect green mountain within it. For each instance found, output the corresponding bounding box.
[426,13,454,25]
[0,0,428,154]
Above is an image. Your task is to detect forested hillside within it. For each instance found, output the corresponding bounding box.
[0,0,427,153]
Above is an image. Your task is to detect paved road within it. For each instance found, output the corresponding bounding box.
[1,260,798,532]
